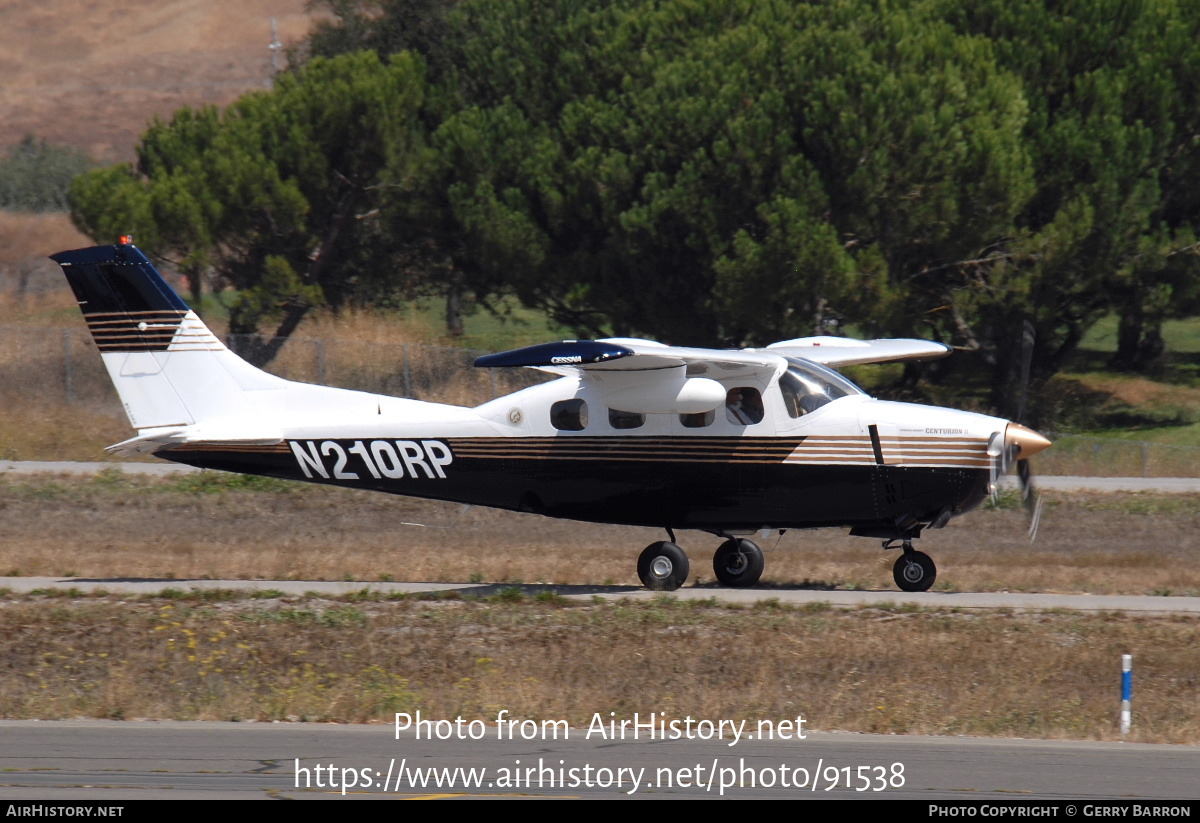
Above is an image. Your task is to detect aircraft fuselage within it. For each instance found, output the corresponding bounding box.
[156,392,998,536]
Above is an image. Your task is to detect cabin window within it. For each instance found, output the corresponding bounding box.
[550,398,588,431]
[608,408,644,429]
[779,364,852,418]
[725,387,764,425]
[680,409,715,428]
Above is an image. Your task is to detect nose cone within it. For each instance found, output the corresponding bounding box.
[1006,423,1051,458]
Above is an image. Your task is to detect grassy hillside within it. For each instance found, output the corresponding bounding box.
[0,0,311,160]
[1045,315,1200,447]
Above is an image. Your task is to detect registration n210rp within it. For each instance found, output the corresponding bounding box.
[290,439,453,480]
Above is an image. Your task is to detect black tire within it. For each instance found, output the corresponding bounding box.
[637,541,690,591]
[712,538,765,587]
[893,550,936,592]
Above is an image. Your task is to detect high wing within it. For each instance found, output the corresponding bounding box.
[474,337,785,376]
[474,335,951,375]
[763,336,952,367]
[475,338,786,415]
[474,335,950,415]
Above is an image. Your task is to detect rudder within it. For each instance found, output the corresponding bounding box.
[50,241,281,431]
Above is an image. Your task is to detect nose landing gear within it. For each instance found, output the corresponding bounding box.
[887,539,937,592]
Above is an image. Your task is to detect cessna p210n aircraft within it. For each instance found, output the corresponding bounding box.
[51,240,1051,592]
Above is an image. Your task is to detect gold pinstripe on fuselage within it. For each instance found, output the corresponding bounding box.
[164,435,991,470]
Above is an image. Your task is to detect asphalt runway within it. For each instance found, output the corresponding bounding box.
[1,721,1197,800]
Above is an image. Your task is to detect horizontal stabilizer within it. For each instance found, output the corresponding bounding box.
[106,422,285,456]
[105,430,190,456]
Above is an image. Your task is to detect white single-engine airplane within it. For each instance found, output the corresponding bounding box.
[51,240,1051,592]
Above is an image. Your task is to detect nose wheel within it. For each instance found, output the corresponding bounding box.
[891,545,936,592]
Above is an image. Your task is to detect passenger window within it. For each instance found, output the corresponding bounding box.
[725,387,764,425]
[609,408,644,430]
[550,398,588,431]
[680,410,715,428]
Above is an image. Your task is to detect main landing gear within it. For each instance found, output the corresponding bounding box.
[712,538,765,587]
[637,541,690,591]
[637,531,765,591]
[887,539,937,592]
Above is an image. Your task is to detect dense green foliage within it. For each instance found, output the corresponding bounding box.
[0,136,95,212]
[70,51,430,364]
[942,0,1200,392]
[68,0,1200,418]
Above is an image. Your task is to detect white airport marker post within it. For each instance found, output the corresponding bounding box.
[1120,654,1132,735]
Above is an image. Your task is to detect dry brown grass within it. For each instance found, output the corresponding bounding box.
[0,212,90,268]
[2,475,1198,741]
[0,404,131,463]
[0,295,547,460]
[1038,436,1200,477]
[298,308,442,347]
[0,212,92,318]
[0,473,1197,596]
[0,593,1196,743]
[256,310,526,405]
[0,0,313,159]
[1080,373,1200,410]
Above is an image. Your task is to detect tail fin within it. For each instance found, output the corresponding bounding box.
[50,242,285,432]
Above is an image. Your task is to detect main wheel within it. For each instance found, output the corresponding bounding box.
[893,550,936,592]
[712,538,765,587]
[638,541,690,591]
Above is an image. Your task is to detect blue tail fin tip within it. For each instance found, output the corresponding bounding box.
[51,244,191,353]
[50,243,189,316]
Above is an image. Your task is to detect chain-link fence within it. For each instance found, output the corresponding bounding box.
[225,333,548,406]
[1037,433,1199,478]
[0,325,547,410]
[2,324,1197,477]
[1,324,122,407]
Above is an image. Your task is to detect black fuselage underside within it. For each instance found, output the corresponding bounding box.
[158,439,990,532]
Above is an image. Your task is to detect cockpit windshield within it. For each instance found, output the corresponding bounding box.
[779,357,865,418]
